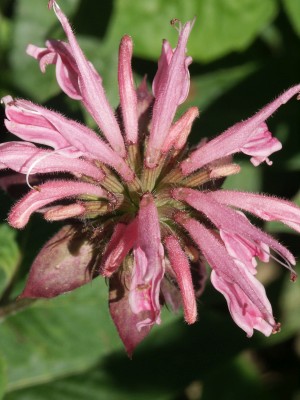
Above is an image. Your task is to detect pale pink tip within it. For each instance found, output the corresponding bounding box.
[118,35,138,144]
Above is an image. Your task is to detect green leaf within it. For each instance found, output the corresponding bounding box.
[222,160,262,192]
[279,274,300,337]
[201,353,272,400]
[0,354,6,400]
[0,278,121,393]
[109,0,278,62]
[3,308,254,400]
[0,224,20,297]
[283,0,300,36]
[187,63,258,111]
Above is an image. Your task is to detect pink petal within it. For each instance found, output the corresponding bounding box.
[8,180,108,229]
[241,122,282,166]
[100,219,138,277]
[181,84,300,174]
[20,225,94,298]
[129,193,165,331]
[211,190,300,234]
[118,35,138,144]
[210,269,276,337]
[162,107,199,153]
[109,270,152,357]
[173,188,296,267]
[49,1,126,156]
[165,235,197,324]
[152,39,173,97]
[220,229,270,275]
[146,20,194,168]
[176,214,278,336]
[0,142,104,182]
[27,41,82,100]
[3,98,134,181]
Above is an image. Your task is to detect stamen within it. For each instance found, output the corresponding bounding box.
[26,151,54,190]
[272,322,281,334]
[170,18,182,33]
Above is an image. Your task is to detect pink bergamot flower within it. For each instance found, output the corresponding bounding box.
[1,0,300,355]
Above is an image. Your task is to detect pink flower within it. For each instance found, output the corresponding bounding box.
[1,0,300,355]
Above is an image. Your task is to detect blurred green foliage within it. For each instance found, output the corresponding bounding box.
[0,0,300,399]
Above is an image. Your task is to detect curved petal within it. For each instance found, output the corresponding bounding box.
[8,180,108,228]
[211,190,300,233]
[27,40,82,99]
[211,268,276,337]
[49,1,126,156]
[172,188,296,268]
[0,142,104,182]
[181,84,300,174]
[220,229,270,275]
[3,98,134,181]
[175,215,278,335]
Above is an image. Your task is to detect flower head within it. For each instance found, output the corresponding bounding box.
[1,0,300,355]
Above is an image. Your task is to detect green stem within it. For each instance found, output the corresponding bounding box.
[0,298,37,321]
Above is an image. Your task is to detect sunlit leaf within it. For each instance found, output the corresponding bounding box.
[0,224,20,297]
[0,279,121,393]
[0,354,6,400]
[109,0,278,62]
[283,0,300,36]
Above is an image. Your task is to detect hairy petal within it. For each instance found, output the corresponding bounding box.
[118,35,138,144]
[181,84,300,174]
[27,40,82,99]
[220,229,270,275]
[146,20,194,167]
[8,180,109,229]
[152,40,173,97]
[173,188,296,267]
[165,235,197,324]
[129,193,165,330]
[176,215,278,336]
[211,190,300,233]
[240,123,282,166]
[3,98,134,181]
[100,219,138,277]
[162,107,199,153]
[0,142,105,181]
[49,1,126,156]
[210,268,276,337]
[20,225,94,298]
